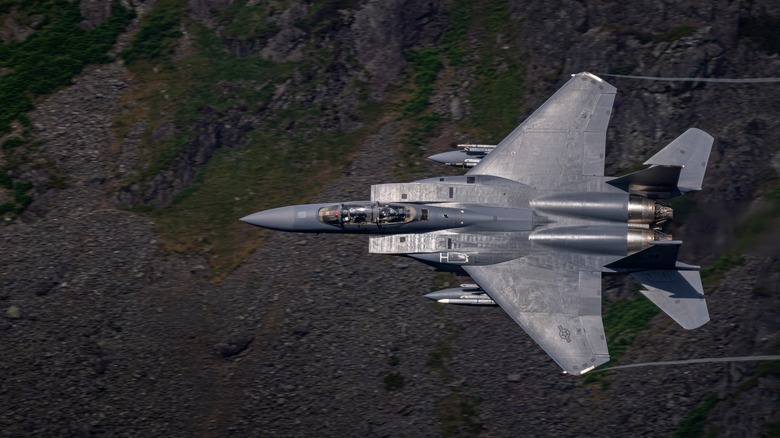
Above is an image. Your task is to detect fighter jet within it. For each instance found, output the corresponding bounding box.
[241,72,712,375]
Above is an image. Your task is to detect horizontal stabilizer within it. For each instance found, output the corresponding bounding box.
[631,269,709,329]
[608,165,682,197]
[606,241,682,271]
[608,128,713,198]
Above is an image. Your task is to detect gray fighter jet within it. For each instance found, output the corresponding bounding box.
[241,72,713,375]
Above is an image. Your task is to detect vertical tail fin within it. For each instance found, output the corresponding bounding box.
[644,128,713,193]
[608,128,713,198]
[608,129,712,328]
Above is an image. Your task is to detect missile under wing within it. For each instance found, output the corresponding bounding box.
[241,72,713,375]
[456,73,712,374]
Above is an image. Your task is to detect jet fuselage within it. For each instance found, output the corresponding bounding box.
[240,201,534,234]
[239,72,713,375]
[240,183,673,272]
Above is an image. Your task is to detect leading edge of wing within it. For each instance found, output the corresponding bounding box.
[467,72,617,188]
[464,256,609,375]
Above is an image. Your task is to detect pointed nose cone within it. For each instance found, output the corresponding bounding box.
[240,206,296,231]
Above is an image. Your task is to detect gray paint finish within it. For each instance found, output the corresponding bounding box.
[240,72,713,374]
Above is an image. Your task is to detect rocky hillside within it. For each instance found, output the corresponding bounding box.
[1,0,779,436]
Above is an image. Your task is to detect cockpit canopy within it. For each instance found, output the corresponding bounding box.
[318,202,417,226]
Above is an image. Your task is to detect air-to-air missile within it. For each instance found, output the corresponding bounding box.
[427,144,496,168]
[424,284,497,306]
[240,72,714,375]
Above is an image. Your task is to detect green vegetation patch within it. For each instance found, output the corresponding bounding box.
[0,0,134,134]
[118,2,382,279]
[584,293,660,388]
[403,49,443,117]
[397,48,444,174]
[0,135,64,219]
[733,213,776,254]
[437,392,483,437]
[447,0,526,143]
[762,422,780,437]
[441,0,471,66]
[383,348,404,391]
[614,161,648,177]
[766,183,780,201]
[466,62,526,143]
[725,180,780,253]
[120,0,182,64]
[0,0,131,222]
[700,254,744,289]
[583,183,775,379]
[303,0,362,36]
[602,294,660,363]
[426,333,483,437]
[674,393,718,438]
[216,0,277,41]
[738,349,780,393]
[120,25,295,186]
[427,339,453,376]
[652,25,697,43]
[754,356,780,379]
[0,179,33,215]
[433,272,454,290]
[149,116,374,279]
[396,0,528,176]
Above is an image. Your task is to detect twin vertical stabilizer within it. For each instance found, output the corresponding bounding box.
[607,127,714,330]
[608,128,714,198]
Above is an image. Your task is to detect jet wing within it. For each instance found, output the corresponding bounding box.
[463,255,609,374]
[467,72,616,188]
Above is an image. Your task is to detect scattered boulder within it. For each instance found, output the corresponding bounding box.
[215,333,254,358]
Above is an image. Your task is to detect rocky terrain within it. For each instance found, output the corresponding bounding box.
[1,0,779,436]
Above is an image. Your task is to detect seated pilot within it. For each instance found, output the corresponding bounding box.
[379,206,402,223]
[348,207,367,223]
